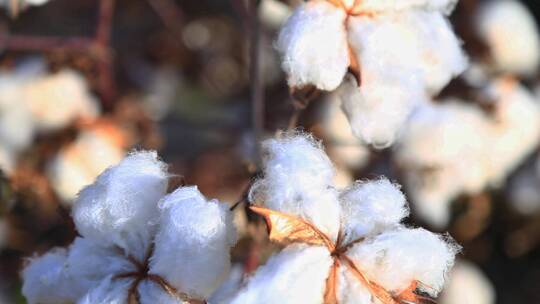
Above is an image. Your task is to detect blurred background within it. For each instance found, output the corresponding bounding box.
[0,0,539,303]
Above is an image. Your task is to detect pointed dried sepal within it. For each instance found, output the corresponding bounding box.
[250,206,335,250]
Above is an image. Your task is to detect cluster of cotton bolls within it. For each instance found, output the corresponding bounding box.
[231,134,459,303]
[46,120,128,203]
[396,77,540,227]
[22,151,237,304]
[277,0,467,147]
[393,0,540,228]
[0,60,99,174]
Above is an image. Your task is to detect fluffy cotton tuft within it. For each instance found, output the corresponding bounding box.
[276,1,349,91]
[349,228,459,296]
[23,150,237,304]
[150,186,237,299]
[22,249,81,304]
[234,134,458,303]
[477,0,540,76]
[73,151,168,258]
[340,179,409,242]
[250,133,341,240]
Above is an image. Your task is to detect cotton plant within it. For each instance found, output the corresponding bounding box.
[232,134,459,303]
[396,77,540,227]
[476,0,540,77]
[277,0,467,147]
[47,119,128,203]
[22,151,237,304]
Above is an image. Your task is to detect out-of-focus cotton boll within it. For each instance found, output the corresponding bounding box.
[349,228,458,296]
[319,92,370,170]
[439,260,495,304]
[260,0,291,29]
[396,102,491,228]
[231,245,333,304]
[276,1,349,91]
[73,151,168,259]
[22,249,82,304]
[150,186,237,299]
[484,78,540,185]
[234,134,458,304]
[47,121,127,203]
[508,162,540,215]
[209,264,245,304]
[340,179,409,242]
[24,70,99,131]
[477,0,540,76]
[23,151,237,304]
[250,134,341,241]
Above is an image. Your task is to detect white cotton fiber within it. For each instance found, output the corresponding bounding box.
[138,280,184,304]
[250,134,341,240]
[231,245,333,304]
[339,178,408,242]
[72,151,168,259]
[348,10,466,96]
[485,78,540,186]
[396,102,492,227]
[354,0,458,15]
[477,0,540,76]
[339,73,424,148]
[22,249,80,304]
[77,276,131,304]
[208,264,245,304]
[66,237,135,292]
[276,1,349,90]
[440,260,495,304]
[335,264,372,304]
[349,228,459,296]
[150,186,237,300]
[24,70,99,131]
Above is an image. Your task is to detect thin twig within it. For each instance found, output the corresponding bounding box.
[94,0,117,109]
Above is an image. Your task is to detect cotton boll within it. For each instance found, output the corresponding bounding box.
[485,79,540,186]
[48,121,127,203]
[0,147,16,174]
[250,134,341,240]
[73,151,168,260]
[353,0,458,15]
[276,1,349,91]
[340,74,425,148]
[231,245,333,304]
[349,228,459,296]
[208,264,245,304]
[348,11,466,96]
[396,102,492,227]
[77,276,131,304]
[477,0,540,76]
[150,186,236,300]
[24,70,100,131]
[439,260,495,304]
[22,249,81,304]
[339,178,408,242]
